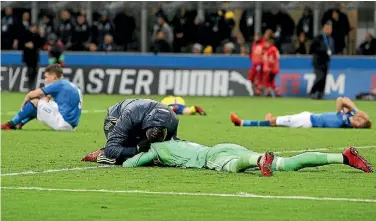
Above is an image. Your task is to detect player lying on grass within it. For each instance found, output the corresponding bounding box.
[81,98,180,165]
[161,96,206,116]
[1,64,82,131]
[230,97,372,128]
[122,140,373,176]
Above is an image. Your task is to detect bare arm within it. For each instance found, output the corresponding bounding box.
[336,97,358,113]
[22,89,45,107]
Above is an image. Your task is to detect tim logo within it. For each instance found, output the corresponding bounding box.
[278,74,301,95]
[371,75,376,90]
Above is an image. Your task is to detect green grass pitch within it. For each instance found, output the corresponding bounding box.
[1,92,376,221]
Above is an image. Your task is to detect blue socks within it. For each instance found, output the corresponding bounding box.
[10,101,37,126]
[242,120,271,127]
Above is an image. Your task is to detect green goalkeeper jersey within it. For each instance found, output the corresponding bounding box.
[123,140,210,168]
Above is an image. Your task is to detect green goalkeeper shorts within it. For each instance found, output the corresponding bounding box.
[205,144,254,171]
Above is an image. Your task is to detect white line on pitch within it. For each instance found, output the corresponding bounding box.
[1,109,107,116]
[2,186,376,203]
[1,165,114,176]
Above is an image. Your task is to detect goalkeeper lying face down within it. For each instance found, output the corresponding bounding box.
[121,140,373,177]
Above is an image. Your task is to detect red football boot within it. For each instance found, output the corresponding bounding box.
[1,122,16,130]
[230,112,242,126]
[343,147,373,173]
[81,149,104,162]
[258,152,274,177]
[194,106,206,116]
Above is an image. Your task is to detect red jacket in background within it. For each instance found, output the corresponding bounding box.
[263,45,280,75]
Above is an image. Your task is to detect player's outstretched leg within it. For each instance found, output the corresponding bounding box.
[1,99,38,130]
[272,147,373,173]
[230,112,271,127]
[219,151,273,176]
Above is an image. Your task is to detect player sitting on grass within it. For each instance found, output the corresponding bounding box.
[230,97,371,128]
[81,98,180,165]
[161,96,206,116]
[1,64,82,131]
[122,140,373,176]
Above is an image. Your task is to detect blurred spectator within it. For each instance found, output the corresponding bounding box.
[356,33,376,55]
[296,7,313,40]
[113,10,136,51]
[22,24,43,90]
[321,8,350,54]
[171,9,198,53]
[262,10,295,53]
[39,27,47,49]
[198,3,235,52]
[16,12,31,50]
[47,33,65,66]
[239,9,255,44]
[217,6,236,48]
[152,15,173,53]
[39,14,55,38]
[91,10,114,46]
[56,10,73,49]
[98,34,120,52]
[296,32,308,54]
[1,7,18,50]
[192,43,203,54]
[309,22,334,100]
[88,43,97,52]
[202,45,213,55]
[240,44,249,56]
[223,42,235,55]
[71,14,90,51]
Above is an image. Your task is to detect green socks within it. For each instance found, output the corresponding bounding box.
[272,152,344,171]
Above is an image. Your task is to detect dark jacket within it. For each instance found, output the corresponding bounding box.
[357,38,376,55]
[321,9,350,54]
[22,31,43,65]
[105,99,179,151]
[296,14,313,39]
[71,21,90,51]
[310,33,334,66]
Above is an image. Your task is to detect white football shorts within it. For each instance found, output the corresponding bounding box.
[275,111,313,128]
[37,99,73,131]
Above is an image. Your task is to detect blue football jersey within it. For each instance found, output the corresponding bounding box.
[310,112,352,128]
[41,79,82,127]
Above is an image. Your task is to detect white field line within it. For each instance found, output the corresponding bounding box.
[1,109,107,116]
[1,145,375,177]
[1,165,114,176]
[2,186,376,203]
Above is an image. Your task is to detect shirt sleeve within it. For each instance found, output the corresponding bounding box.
[122,148,158,167]
[41,81,63,95]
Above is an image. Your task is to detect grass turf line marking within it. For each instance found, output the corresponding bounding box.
[1,109,107,116]
[2,186,376,203]
[2,146,375,177]
[1,165,113,176]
